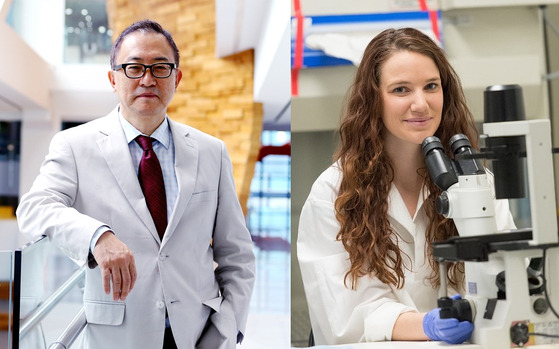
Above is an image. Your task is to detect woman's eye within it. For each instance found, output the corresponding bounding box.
[392,87,407,93]
[426,83,439,91]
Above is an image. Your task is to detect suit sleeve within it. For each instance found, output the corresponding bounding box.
[16,132,106,266]
[210,141,256,342]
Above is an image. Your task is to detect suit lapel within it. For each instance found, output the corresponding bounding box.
[163,120,199,242]
[96,108,160,241]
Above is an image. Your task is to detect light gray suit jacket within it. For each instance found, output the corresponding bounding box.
[17,106,256,349]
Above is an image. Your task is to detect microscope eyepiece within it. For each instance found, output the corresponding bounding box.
[450,134,472,154]
[450,134,485,175]
[422,136,458,191]
[422,136,444,154]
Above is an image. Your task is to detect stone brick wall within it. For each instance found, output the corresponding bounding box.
[106,0,263,215]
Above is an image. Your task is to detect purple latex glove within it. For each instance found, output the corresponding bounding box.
[423,295,474,344]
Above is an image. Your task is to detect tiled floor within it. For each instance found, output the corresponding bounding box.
[241,248,290,348]
[34,245,290,348]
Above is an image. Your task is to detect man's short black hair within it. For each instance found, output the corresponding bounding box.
[110,19,180,70]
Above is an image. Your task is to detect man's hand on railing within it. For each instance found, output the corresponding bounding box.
[93,232,137,301]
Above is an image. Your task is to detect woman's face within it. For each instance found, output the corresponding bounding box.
[379,50,443,148]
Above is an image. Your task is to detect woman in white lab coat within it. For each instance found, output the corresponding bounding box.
[297,28,516,345]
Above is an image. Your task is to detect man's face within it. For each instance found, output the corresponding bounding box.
[108,31,182,121]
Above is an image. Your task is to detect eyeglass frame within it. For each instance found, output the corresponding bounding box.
[113,62,178,79]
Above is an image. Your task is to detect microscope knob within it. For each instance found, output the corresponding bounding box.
[510,322,530,347]
[438,297,454,319]
[436,193,450,216]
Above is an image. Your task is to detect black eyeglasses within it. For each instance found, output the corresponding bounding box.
[114,63,177,79]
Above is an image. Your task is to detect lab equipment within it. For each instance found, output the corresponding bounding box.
[422,85,559,348]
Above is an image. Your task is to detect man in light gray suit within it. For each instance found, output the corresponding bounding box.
[16,19,255,349]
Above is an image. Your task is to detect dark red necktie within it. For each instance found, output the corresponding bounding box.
[136,135,167,239]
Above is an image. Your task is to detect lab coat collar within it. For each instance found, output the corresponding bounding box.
[387,183,428,240]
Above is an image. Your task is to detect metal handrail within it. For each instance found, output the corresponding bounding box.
[48,307,87,349]
[19,266,86,339]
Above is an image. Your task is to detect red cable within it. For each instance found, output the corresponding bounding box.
[418,0,440,42]
[292,0,304,96]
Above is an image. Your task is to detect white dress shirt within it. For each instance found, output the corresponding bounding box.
[297,163,516,345]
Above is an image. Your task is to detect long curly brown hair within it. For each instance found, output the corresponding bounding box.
[334,28,479,291]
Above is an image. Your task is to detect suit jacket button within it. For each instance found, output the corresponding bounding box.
[156,301,165,309]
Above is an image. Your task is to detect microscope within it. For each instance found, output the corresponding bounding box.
[422,85,559,348]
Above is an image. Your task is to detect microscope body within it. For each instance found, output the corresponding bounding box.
[424,118,559,348]
[468,119,559,348]
[439,173,497,238]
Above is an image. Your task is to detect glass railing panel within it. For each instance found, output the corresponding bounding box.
[35,247,84,348]
[0,235,86,349]
[14,236,48,349]
[16,236,84,349]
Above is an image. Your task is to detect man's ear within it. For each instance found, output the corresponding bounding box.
[108,70,116,92]
[175,69,183,90]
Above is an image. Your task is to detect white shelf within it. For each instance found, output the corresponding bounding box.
[449,55,542,90]
[442,0,559,10]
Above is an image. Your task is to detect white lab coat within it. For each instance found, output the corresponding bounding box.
[297,164,516,345]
